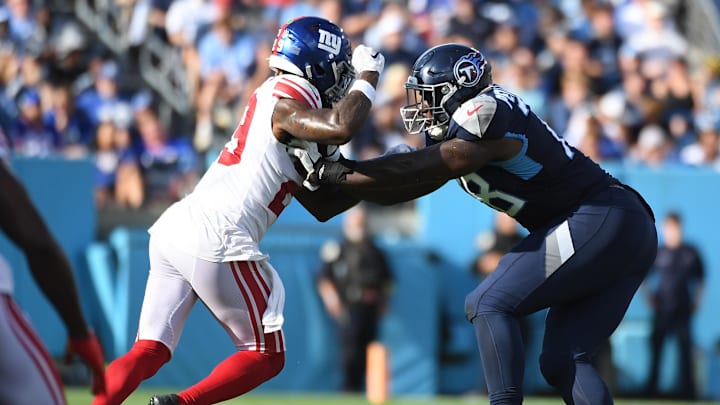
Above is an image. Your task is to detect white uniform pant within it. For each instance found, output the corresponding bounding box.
[0,294,66,405]
[138,236,285,354]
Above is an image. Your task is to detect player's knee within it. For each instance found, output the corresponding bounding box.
[539,350,574,388]
[464,285,506,322]
[132,339,171,370]
[464,286,485,322]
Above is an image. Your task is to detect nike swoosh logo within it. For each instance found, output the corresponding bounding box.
[467,104,484,116]
[371,52,379,58]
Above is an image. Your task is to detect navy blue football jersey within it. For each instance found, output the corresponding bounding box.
[428,85,616,231]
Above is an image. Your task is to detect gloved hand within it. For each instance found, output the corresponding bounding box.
[67,332,106,395]
[313,157,355,186]
[352,45,385,74]
[286,138,341,191]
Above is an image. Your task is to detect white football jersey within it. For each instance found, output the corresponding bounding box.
[0,254,13,294]
[149,74,322,262]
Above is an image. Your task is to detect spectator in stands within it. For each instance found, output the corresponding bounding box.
[484,19,522,74]
[585,2,623,95]
[594,91,635,151]
[555,73,594,147]
[4,51,44,104]
[194,14,257,152]
[623,1,686,83]
[443,0,494,49]
[136,107,199,206]
[644,211,704,399]
[0,8,14,53]
[93,103,143,209]
[368,62,414,155]
[630,124,671,167]
[317,205,393,392]
[44,81,93,158]
[474,213,524,263]
[698,56,720,116]
[7,88,60,157]
[362,6,421,68]
[335,0,383,42]
[46,21,89,86]
[575,114,624,163]
[4,0,38,48]
[164,0,222,104]
[75,60,131,127]
[0,50,19,134]
[503,47,546,116]
[679,113,720,169]
[666,111,696,157]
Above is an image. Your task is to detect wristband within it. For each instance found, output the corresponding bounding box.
[349,80,375,104]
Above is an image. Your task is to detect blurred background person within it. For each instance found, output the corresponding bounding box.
[644,211,705,399]
[7,88,60,157]
[0,153,106,402]
[135,106,200,207]
[317,205,393,393]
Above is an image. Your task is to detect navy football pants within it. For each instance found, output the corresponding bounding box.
[465,186,657,405]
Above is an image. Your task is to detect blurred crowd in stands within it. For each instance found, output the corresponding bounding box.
[1,0,720,214]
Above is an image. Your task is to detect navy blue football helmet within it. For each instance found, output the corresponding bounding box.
[401,43,492,139]
[269,16,355,107]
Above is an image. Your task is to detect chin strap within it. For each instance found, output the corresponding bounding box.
[427,125,448,140]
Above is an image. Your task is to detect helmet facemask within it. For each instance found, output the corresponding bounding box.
[400,77,457,140]
[320,60,355,107]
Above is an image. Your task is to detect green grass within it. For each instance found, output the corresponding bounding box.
[65,388,720,405]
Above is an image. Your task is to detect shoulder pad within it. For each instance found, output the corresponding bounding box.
[272,75,322,109]
[451,94,497,139]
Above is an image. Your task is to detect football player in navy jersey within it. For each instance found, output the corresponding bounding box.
[306,43,658,404]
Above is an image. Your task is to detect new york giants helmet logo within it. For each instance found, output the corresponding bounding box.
[453,53,484,87]
[317,28,341,55]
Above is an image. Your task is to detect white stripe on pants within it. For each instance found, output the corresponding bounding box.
[0,294,66,405]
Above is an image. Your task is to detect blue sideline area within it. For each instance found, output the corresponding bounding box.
[3,157,720,398]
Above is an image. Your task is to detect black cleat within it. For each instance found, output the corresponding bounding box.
[148,394,179,405]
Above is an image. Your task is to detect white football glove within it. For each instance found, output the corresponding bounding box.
[285,139,341,191]
[352,44,385,74]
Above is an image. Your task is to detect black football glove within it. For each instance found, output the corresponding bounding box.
[313,157,355,186]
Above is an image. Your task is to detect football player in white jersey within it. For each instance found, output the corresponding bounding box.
[0,142,106,403]
[92,16,385,405]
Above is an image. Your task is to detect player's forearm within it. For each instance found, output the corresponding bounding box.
[342,147,448,188]
[29,245,90,339]
[342,179,446,205]
[288,72,379,145]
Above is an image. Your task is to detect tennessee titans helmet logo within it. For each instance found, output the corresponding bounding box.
[453,53,484,88]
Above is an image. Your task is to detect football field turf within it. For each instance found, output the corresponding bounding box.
[64,389,720,405]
